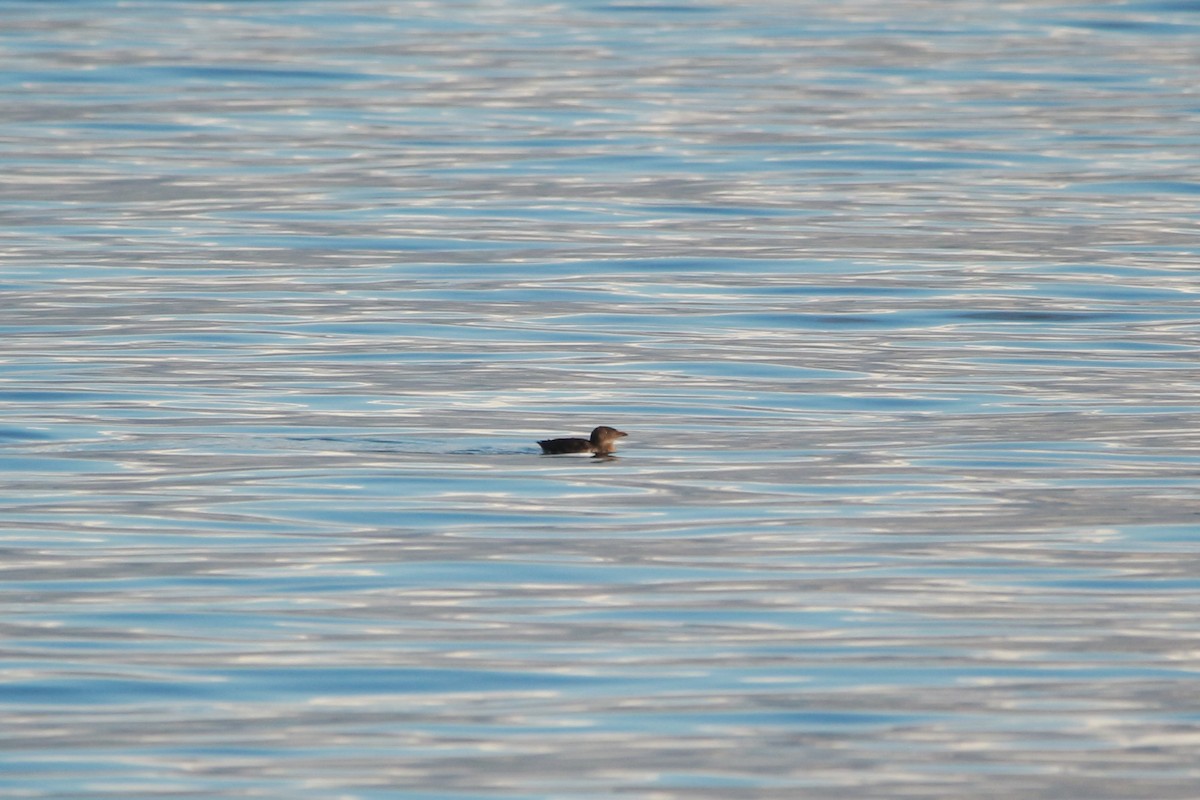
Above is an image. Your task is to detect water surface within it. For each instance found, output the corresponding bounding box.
[2,1,1199,798]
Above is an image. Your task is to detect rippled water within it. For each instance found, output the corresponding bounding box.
[3,1,1200,797]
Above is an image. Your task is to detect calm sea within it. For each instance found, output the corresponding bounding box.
[2,1,1199,797]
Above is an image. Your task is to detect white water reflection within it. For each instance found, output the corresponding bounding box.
[3,0,1200,798]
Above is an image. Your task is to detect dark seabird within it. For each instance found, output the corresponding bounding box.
[538,425,628,456]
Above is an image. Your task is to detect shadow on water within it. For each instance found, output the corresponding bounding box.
[288,435,622,458]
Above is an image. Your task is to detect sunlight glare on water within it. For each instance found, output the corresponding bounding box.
[1,1,1199,798]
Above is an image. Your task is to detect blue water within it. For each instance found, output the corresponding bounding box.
[2,1,1200,798]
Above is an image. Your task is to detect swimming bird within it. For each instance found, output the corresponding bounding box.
[538,425,628,456]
